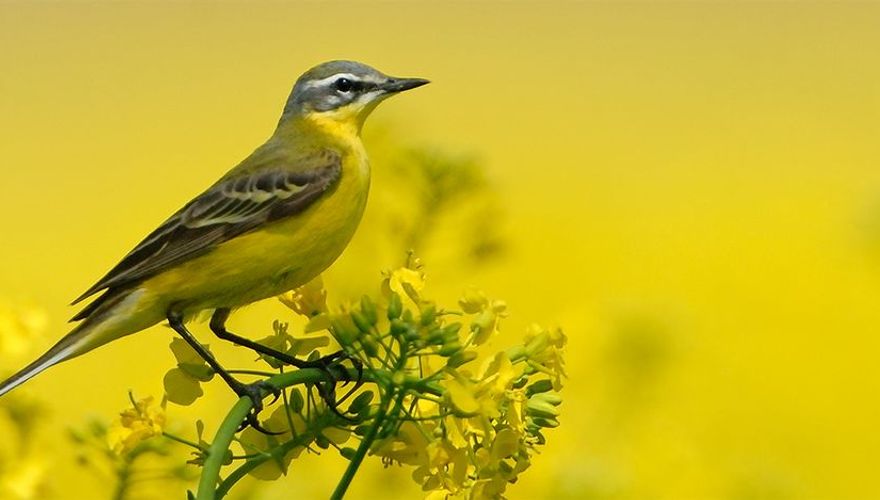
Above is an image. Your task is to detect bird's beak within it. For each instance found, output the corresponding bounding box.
[381,77,430,93]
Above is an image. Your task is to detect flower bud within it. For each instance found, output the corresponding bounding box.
[329,316,358,346]
[404,326,421,342]
[441,322,462,342]
[426,326,445,345]
[340,447,357,461]
[531,417,560,428]
[525,379,554,397]
[527,398,561,419]
[350,310,372,333]
[315,434,330,449]
[289,388,304,413]
[387,292,403,320]
[360,296,378,325]
[360,336,379,357]
[533,391,562,406]
[420,303,436,326]
[390,319,409,336]
[446,350,478,368]
[438,342,462,357]
[524,331,550,357]
[349,391,374,414]
[459,288,488,314]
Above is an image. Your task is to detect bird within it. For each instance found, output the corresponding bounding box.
[0,60,428,424]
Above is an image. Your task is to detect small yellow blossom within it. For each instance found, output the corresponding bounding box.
[385,266,426,303]
[471,300,507,346]
[107,395,166,455]
[458,288,488,314]
[444,378,481,417]
[279,276,327,317]
[523,324,568,389]
[373,421,431,466]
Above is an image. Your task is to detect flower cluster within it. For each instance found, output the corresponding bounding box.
[341,263,566,498]
[69,393,195,499]
[140,259,564,499]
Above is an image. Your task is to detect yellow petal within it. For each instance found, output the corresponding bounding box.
[445,379,480,417]
[491,428,519,460]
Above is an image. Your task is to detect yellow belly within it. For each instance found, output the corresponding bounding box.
[140,151,370,316]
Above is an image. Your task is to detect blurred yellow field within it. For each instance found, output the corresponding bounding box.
[1,2,879,499]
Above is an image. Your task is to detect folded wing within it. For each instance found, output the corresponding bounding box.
[71,151,342,320]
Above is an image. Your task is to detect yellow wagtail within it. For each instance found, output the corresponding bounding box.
[0,61,428,427]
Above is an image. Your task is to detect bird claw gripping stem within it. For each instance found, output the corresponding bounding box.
[233,380,284,435]
[305,351,365,421]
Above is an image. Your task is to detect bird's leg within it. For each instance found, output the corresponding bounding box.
[210,308,364,419]
[210,308,310,368]
[167,311,281,435]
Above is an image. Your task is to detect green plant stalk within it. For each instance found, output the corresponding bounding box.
[196,368,333,500]
[329,390,398,500]
[196,367,444,500]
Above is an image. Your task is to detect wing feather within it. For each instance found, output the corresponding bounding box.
[71,150,342,308]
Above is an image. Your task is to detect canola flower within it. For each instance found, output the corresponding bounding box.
[111,259,565,499]
[70,393,195,500]
[107,394,167,456]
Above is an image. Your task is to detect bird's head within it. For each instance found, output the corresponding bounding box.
[282,60,429,134]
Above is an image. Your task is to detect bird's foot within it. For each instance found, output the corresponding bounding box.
[233,380,284,435]
[304,351,364,421]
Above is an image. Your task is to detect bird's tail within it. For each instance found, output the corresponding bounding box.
[0,327,85,397]
[0,288,159,398]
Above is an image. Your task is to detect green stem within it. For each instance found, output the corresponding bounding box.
[162,431,206,451]
[196,368,334,500]
[196,368,443,499]
[329,390,397,500]
[112,458,131,500]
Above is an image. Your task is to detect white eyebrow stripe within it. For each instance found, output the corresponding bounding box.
[302,72,386,89]
[302,73,358,89]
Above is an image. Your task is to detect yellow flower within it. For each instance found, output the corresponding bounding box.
[279,276,327,317]
[523,324,568,389]
[443,377,481,418]
[384,266,426,304]
[472,301,508,346]
[458,288,488,314]
[107,395,166,455]
[372,421,430,466]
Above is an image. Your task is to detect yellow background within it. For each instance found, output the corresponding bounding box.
[1,1,879,498]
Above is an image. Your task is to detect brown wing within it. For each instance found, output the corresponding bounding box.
[71,152,341,319]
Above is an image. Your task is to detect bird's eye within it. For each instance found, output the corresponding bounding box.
[335,78,354,93]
